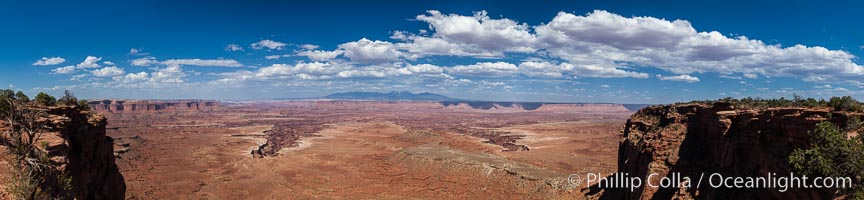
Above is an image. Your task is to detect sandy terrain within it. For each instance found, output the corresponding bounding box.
[105,101,631,199]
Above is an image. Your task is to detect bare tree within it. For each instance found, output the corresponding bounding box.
[2,99,71,199]
[792,93,803,107]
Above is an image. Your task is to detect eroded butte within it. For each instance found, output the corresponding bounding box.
[103,100,634,199]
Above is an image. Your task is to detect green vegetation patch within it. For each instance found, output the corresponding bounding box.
[789,121,864,198]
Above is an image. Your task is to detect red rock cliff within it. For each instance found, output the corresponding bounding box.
[88,99,219,113]
[45,107,126,199]
[611,102,858,199]
[0,107,125,199]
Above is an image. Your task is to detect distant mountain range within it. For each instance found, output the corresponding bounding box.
[323,91,458,101]
[319,91,652,111]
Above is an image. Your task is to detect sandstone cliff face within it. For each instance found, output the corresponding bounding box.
[612,103,857,199]
[535,103,632,113]
[46,107,126,199]
[441,102,633,113]
[88,99,219,113]
[0,107,128,199]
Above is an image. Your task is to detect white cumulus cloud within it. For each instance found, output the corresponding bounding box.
[49,56,103,74]
[299,44,319,50]
[92,66,126,77]
[416,10,537,52]
[162,59,243,67]
[398,10,864,83]
[131,57,159,66]
[814,84,832,89]
[338,38,402,63]
[448,62,518,77]
[265,55,284,60]
[225,44,244,51]
[33,57,66,66]
[657,74,700,82]
[297,50,343,61]
[113,72,149,83]
[51,66,76,74]
[251,39,287,50]
[76,56,102,69]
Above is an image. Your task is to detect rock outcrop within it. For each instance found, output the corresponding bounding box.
[88,99,219,113]
[441,102,634,113]
[1,107,126,199]
[609,102,859,199]
[46,107,126,199]
[535,103,633,113]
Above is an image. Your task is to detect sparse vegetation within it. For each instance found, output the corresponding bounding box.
[845,116,862,132]
[34,92,56,107]
[828,96,862,112]
[78,100,90,111]
[58,90,78,107]
[0,88,86,198]
[683,95,863,112]
[789,121,864,198]
[15,91,29,102]
[1,99,73,199]
[0,89,13,99]
[0,89,30,114]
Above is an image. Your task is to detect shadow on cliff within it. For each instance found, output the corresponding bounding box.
[49,107,126,199]
[597,102,839,199]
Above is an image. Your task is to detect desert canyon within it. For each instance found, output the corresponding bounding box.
[88,99,634,199]
[3,95,861,199]
[5,1,864,199]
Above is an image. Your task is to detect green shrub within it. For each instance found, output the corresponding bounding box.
[14,91,28,102]
[35,92,56,107]
[0,89,28,115]
[846,116,862,132]
[78,100,90,110]
[829,96,862,112]
[0,89,13,99]
[789,121,864,198]
[684,95,862,111]
[0,98,8,116]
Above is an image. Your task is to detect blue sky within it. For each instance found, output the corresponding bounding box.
[2,0,864,103]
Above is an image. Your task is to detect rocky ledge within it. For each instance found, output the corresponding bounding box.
[88,99,219,113]
[607,102,860,199]
[1,107,126,199]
